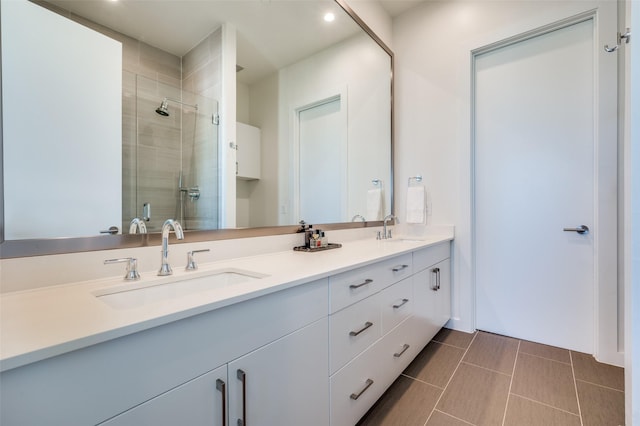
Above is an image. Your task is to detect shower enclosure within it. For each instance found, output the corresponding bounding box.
[122,72,220,232]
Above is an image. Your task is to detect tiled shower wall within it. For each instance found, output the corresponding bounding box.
[35,0,221,232]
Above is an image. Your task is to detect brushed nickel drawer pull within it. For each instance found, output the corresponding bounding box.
[350,378,374,400]
[216,379,226,426]
[431,267,440,291]
[392,298,409,309]
[350,279,373,289]
[394,344,410,358]
[237,369,246,426]
[349,321,373,337]
[392,264,409,272]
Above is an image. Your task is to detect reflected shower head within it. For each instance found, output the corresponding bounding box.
[155,98,170,116]
[155,97,197,117]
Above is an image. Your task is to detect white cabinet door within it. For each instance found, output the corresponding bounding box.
[412,259,451,347]
[100,365,228,426]
[228,319,329,426]
[434,259,451,329]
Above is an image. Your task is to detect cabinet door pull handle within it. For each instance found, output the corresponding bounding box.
[216,379,226,426]
[349,321,374,337]
[394,343,410,358]
[392,264,409,272]
[431,268,440,291]
[237,369,246,426]
[350,378,374,400]
[392,298,409,309]
[350,279,373,289]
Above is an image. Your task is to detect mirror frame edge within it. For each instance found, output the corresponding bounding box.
[0,0,395,259]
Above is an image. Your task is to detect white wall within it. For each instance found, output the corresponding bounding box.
[344,0,393,49]
[247,73,280,227]
[393,0,620,348]
[625,0,639,422]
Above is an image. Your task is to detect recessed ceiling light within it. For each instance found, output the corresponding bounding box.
[324,13,335,22]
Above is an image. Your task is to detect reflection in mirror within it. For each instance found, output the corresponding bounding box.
[126,73,219,233]
[0,0,392,257]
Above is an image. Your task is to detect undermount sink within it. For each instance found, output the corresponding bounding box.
[94,268,268,310]
[385,238,426,243]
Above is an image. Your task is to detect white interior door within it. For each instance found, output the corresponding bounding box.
[298,97,346,224]
[474,19,596,353]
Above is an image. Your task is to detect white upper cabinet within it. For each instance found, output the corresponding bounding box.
[236,122,261,180]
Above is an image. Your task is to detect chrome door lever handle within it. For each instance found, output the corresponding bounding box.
[563,225,589,234]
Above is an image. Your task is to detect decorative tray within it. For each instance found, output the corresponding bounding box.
[293,243,343,252]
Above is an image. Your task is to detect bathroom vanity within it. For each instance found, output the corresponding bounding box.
[0,235,452,425]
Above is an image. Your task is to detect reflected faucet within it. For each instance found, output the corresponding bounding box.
[352,214,366,222]
[129,217,148,234]
[158,219,184,276]
[382,214,398,240]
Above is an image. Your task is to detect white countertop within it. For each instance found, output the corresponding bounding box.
[0,234,452,372]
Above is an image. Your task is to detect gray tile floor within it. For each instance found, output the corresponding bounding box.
[357,329,625,426]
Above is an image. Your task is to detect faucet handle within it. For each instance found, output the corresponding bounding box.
[104,257,141,281]
[186,249,210,271]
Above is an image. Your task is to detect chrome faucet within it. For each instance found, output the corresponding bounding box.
[382,214,398,239]
[129,217,148,234]
[352,214,366,222]
[158,219,184,276]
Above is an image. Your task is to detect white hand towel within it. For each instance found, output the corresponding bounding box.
[406,186,425,224]
[366,188,382,221]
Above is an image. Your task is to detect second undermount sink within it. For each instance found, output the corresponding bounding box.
[94,268,268,310]
[385,238,426,243]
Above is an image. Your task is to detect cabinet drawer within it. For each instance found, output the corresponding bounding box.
[330,294,381,374]
[330,253,412,313]
[330,340,386,426]
[413,242,450,272]
[377,318,422,383]
[380,277,413,335]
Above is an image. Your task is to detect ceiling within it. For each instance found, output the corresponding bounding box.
[46,0,363,85]
[376,0,427,17]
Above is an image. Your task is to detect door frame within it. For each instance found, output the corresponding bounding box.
[470,10,621,365]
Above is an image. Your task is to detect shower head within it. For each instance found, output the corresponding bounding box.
[155,97,197,117]
[155,98,170,116]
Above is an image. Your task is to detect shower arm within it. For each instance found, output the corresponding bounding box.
[162,97,198,110]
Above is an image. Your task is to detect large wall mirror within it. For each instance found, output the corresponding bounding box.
[0,0,393,258]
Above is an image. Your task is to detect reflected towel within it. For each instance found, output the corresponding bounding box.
[406,186,425,224]
[366,188,382,221]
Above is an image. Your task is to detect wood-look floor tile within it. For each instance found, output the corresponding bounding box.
[426,410,474,425]
[357,375,442,426]
[571,351,625,391]
[437,363,511,426]
[511,353,579,414]
[462,331,518,375]
[518,340,571,364]
[432,328,476,349]
[576,380,625,426]
[504,395,581,426]
[403,341,465,388]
